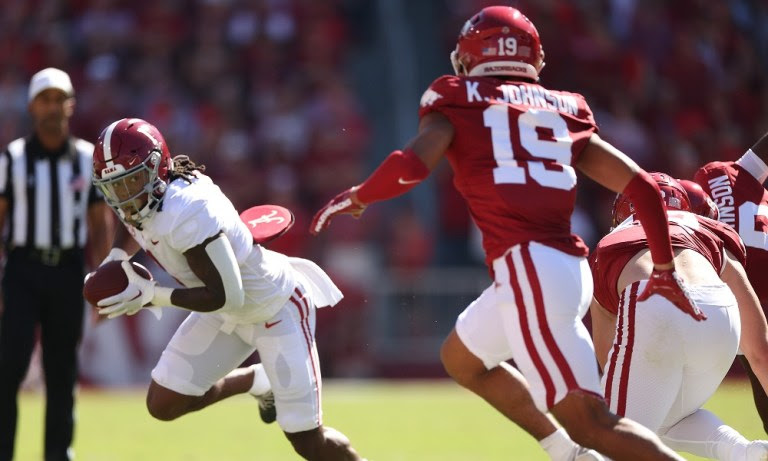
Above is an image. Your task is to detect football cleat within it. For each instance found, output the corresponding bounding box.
[254,390,276,424]
[745,440,768,461]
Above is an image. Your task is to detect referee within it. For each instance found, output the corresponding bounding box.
[0,68,111,461]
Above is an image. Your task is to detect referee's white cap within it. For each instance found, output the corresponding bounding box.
[28,67,74,102]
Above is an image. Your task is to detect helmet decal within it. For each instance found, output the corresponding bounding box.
[452,6,545,80]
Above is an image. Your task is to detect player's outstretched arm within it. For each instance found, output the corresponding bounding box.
[576,134,705,321]
[721,253,768,393]
[310,112,453,235]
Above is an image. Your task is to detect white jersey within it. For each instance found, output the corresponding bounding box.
[127,173,296,324]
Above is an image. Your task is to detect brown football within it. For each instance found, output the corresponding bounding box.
[83,260,153,307]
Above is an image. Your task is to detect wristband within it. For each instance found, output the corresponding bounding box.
[151,286,175,307]
[736,149,768,184]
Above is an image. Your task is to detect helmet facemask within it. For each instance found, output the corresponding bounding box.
[450,47,466,76]
[95,149,168,228]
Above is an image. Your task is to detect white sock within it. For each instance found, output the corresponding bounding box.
[248,364,271,396]
[661,409,748,460]
[540,428,576,461]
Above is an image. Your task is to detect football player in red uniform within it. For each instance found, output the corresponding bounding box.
[694,133,768,434]
[591,173,768,460]
[311,6,700,460]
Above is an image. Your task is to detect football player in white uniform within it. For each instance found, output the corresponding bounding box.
[90,118,363,461]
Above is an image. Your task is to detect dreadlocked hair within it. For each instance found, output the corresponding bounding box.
[169,155,206,183]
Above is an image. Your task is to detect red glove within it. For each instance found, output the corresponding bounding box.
[637,268,707,321]
[310,189,366,235]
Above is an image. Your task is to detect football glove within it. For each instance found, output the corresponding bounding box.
[310,188,366,235]
[100,247,130,266]
[637,268,706,321]
[98,261,156,319]
[84,247,129,285]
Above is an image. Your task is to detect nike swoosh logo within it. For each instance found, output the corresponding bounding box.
[265,320,283,329]
[398,177,421,185]
[151,239,159,245]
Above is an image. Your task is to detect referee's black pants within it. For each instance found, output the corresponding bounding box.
[0,249,85,461]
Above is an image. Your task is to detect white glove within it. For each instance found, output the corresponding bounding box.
[98,261,156,319]
[85,248,130,285]
[101,247,130,266]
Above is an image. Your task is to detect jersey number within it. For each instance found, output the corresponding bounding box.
[483,105,577,190]
[738,201,768,250]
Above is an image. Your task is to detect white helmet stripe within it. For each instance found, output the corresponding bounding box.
[101,119,121,167]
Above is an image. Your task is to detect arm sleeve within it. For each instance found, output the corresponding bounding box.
[622,171,675,265]
[355,149,430,204]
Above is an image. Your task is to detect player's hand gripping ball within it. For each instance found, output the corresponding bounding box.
[83,260,153,307]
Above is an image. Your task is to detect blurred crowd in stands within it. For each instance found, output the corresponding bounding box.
[5,0,768,380]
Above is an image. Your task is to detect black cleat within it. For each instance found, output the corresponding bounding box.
[254,390,276,424]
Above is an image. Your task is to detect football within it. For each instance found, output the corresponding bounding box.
[83,260,153,307]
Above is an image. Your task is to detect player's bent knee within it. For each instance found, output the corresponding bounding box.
[145,383,189,421]
[285,427,324,458]
[439,331,475,385]
[439,339,460,379]
[553,391,618,447]
[322,426,352,450]
[285,426,352,459]
[146,398,181,421]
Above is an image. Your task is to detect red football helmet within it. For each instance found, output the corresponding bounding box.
[652,172,691,212]
[678,179,719,220]
[611,172,692,227]
[611,193,634,228]
[92,118,172,226]
[450,6,545,81]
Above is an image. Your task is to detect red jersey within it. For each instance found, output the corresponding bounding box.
[418,75,597,266]
[590,211,745,314]
[695,161,768,306]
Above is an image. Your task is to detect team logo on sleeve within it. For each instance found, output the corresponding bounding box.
[420,89,443,107]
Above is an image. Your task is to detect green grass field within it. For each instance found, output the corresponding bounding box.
[14,379,764,460]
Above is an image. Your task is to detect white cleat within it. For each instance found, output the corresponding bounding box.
[746,440,768,461]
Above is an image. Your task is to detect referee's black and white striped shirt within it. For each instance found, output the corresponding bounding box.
[0,134,101,251]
